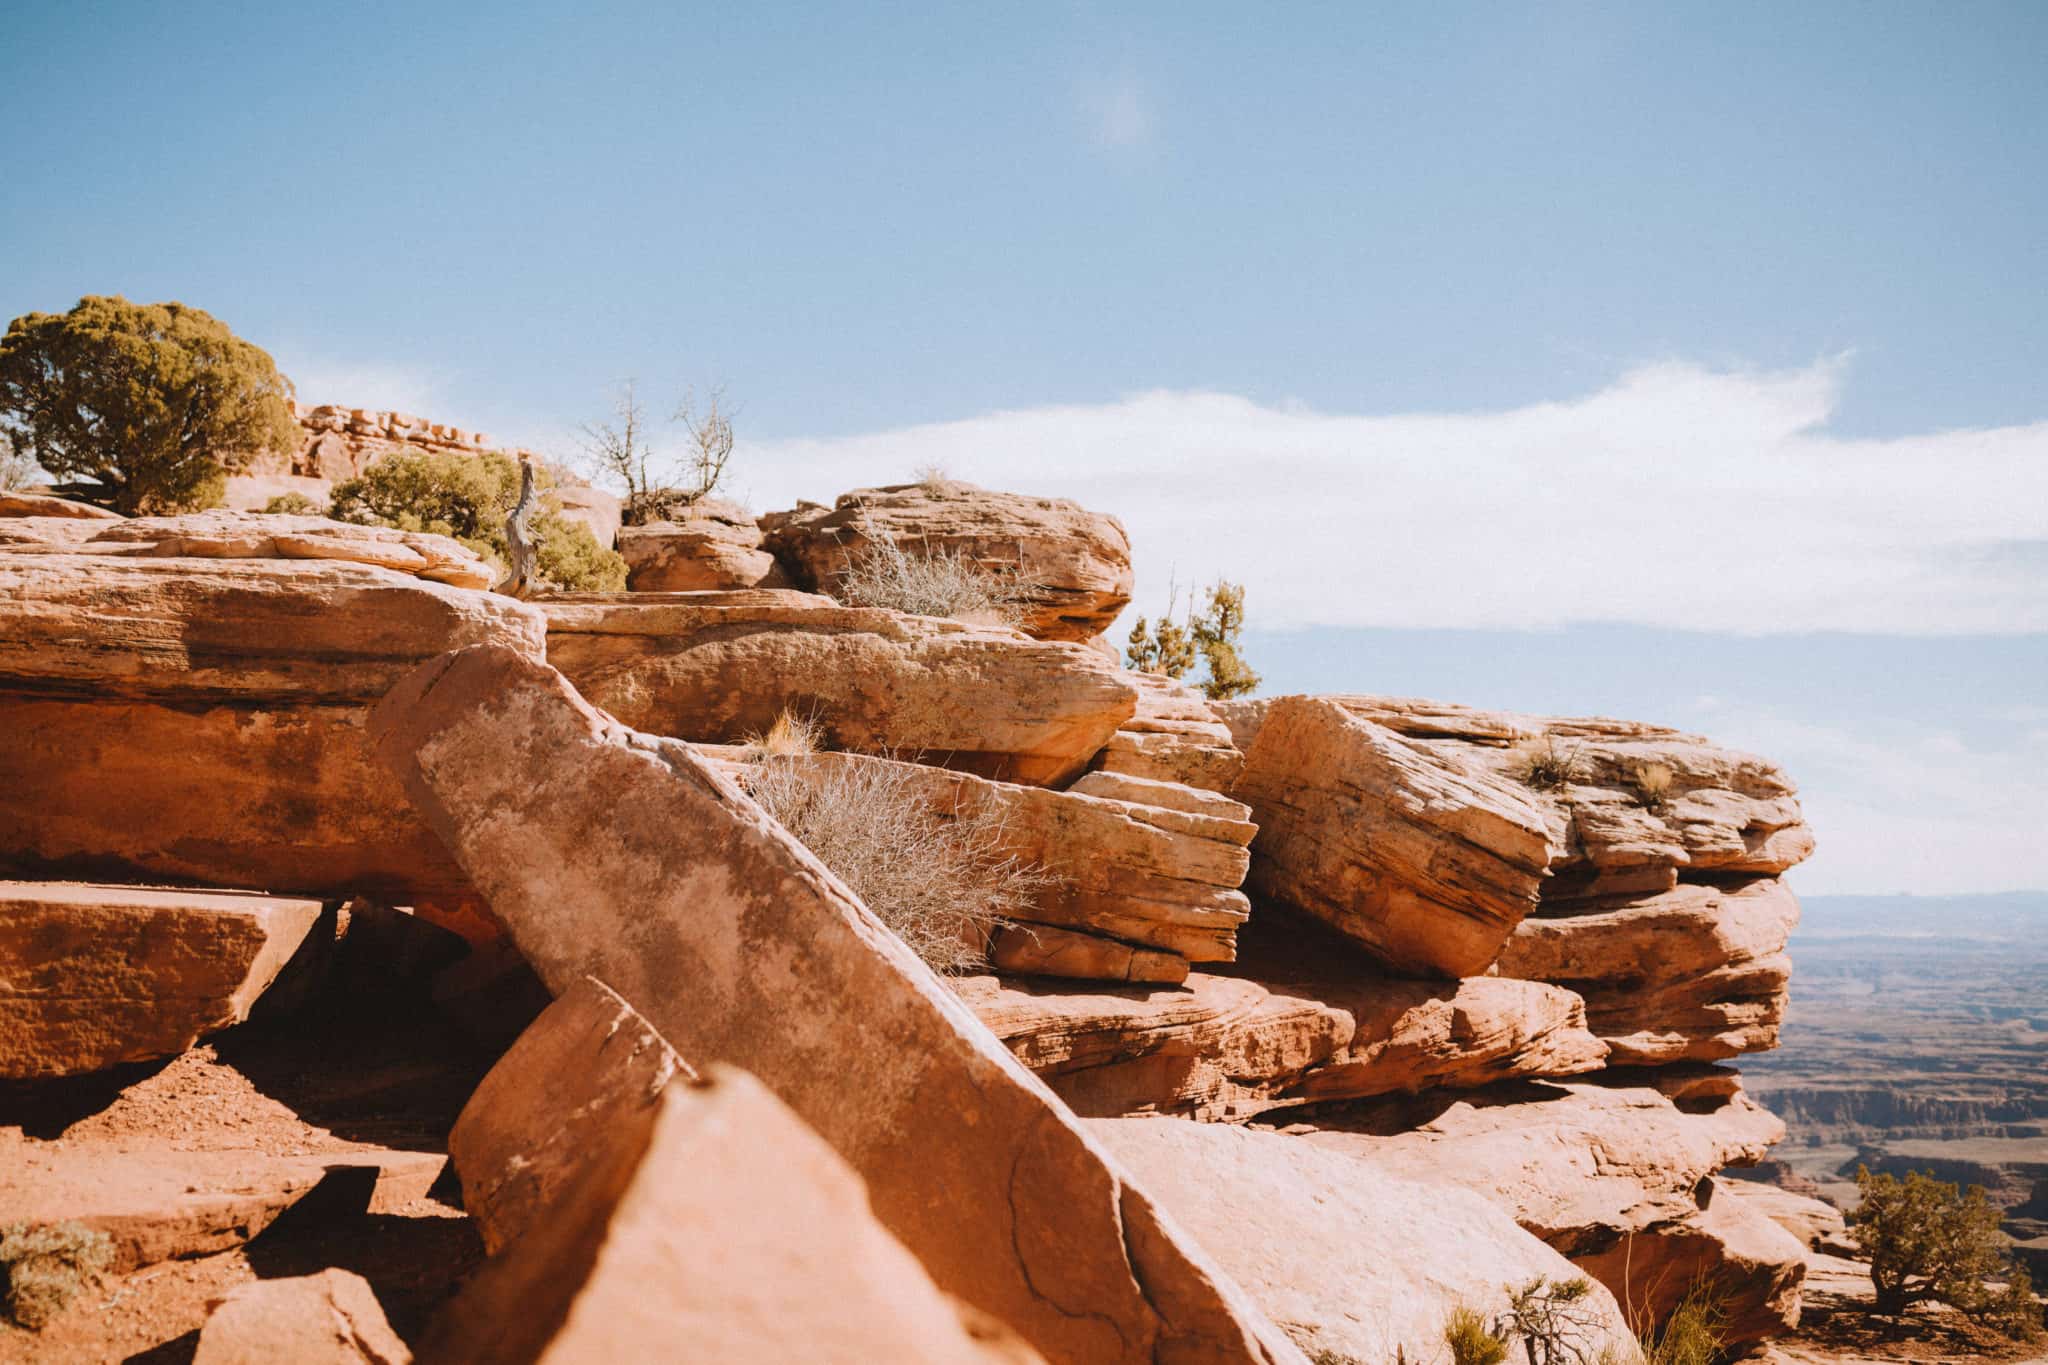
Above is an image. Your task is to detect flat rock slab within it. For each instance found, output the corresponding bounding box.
[194,1268,411,1365]
[961,970,1604,1121]
[369,644,1298,1365]
[1088,673,1245,794]
[541,591,1139,787]
[0,492,123,519]
[1088,1117,1635,1365]
[0,556,543,904]
[1496,877,1800,1063]
[1232,696,1554,977]
[762,480,1133,642]
[0,882,323,1078]
[40,510,494,588]
[618,502,790,591]
[426,1060,1044,1364]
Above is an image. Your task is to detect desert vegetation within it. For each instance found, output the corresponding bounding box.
[833,524,1036,624]
[0,296,297,514]
[1852,1166,2042,1337]
[1125,577,1261,700]
[0,1221,113,1331]
[330,446,625,591]
[579,379,734,525]
[739,734,1054,973]
[1511,733,1581,791]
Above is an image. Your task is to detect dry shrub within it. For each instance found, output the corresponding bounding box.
[832,515,1036,625]
[1632,1275,1728,1365]
[740,707,821,760]
[1630,760,1677,813]
[913,462,950,491]
[1,1221,113,1330]
[1511,734,1581,791]
[742,755,1053,974]
[1443,1302,1509,1365]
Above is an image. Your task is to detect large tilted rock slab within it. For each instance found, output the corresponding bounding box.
[961,970,1604,1121]
[370,646,1299,1365]
[1088,1118,1635,1365]
[1496,878,1800,1064]
[0,883,322,1078]
[194,1269,411,1365]
[542,591,1139,787]
[0,556,543,903]
[435,980,1039,1363]
[762,480,1133,641]
[618,500,790,591]
[1300,1076,1801,1346]
[701,747,1255,973]
[0,491,123,519]
[450,977,696,1255]
[1231,696,1554,977]
[1089,673,1245,794]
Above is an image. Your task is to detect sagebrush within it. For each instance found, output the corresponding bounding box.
[1512,734,1580,791]
[742,754,1052,973]
[834,520,1035,625]
[1,1220,113,1330]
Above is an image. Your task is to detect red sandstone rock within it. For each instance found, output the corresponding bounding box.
[762,480,1133,641]
[1089,673,1246,794]
[368,645,1299,1365]
[0,882,322,1078]
[193,1269,410,1365]
[542,591,1138,787]
[618,499,789,590]
[0,491,122,519]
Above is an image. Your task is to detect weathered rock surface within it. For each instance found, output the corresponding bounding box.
[1716,1178,1848,1250]
[193,1269,411,1365]
[426,1059,1044,1364]
[700,746,1254,973]
[618,499,789,591]
[1088,1117,1635,1365]
[762,481,1133,641]
[1232,696,1554,977]
[543,591,1138,787]
[1089,672,1246,794]
[0,491,123,519]
[1497,878,1800,1063]
[449,977,695,1255]
[0,555,543,904]
[369,645,1299,1365]
[962,969,1604,1121]
[0,883,323,1078]
[1301,1076,1800,1344]
[0,510,498,588]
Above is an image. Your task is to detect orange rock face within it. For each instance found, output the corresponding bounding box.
[542,591,1139,787]
[0,553,544,903]
[1089,673,1246,793]
[368,645,1296,1365]
[193,1269,411,1365]
[0,882,321,1078]
[618,499,790,591]
[762,480,1134,641]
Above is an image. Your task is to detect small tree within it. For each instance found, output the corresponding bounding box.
[330,447,626,592]
[1852,1166,2033,1329]
[0,296,297,514]
[1501,1277,1606,1365]
[580,379,734,525]
[1125,578,1260,701]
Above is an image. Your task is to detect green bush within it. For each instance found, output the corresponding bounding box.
[1125,578,1261,700]
[1852,1166,2036,1334]
[0,296,296,514]
[261,491,323,516]
[330,447,625,592]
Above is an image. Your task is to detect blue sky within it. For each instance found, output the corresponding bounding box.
[5,3,2044,892]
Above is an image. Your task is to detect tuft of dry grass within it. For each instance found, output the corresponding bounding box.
[1511,733,1581,791]
[742,755,1053,974]
[740,706,822,761]
[1630,760,1677,813]
[833,519,1036,626]
[1,1221,113,1331]
[912,462,950,491]
[1633,1276,1728,1365]
[1443,1303,1509,1365]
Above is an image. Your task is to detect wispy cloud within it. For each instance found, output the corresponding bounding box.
[273,354,449,419]
[1077,75,1156,152]
[738,358,2048,636]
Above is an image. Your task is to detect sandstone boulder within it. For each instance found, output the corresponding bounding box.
[761,481,1133,641]
[1231,696,1554,977]
[194,1269,410,1365]
[369,646,1298,1365]
[961,969,1604,1121]
[1088,673,1245,793]
[70,510,496,588]
[1496,878,1799,1064]
[449,977,696,1255]
[549,482,622,551]
[699,746,1254,974]
[0,883,323,1078]
[618,499,789,590]
[0,491,122,519]
[1300,1076,1800,1344]
[1087,1117,1636,1365]
[1715,1178,1848,1250]
[543,592,1138,786]
[0,556,543,905]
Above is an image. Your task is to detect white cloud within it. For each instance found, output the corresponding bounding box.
[1077,76,1156,152]
[738,359,2048,635]
[273,355,448,419]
